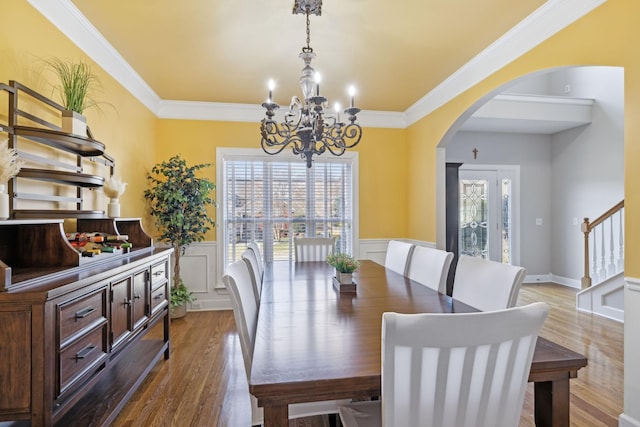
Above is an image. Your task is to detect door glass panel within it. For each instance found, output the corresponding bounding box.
[459,179,489,259]
[501,178,512,264]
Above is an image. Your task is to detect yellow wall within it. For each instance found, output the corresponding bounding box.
[0,1,409,242]
[0,1,157,231]
[156,120,408,240]
[407,0,640,278]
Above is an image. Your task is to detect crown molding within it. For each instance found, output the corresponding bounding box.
[29,0,605,127]
[156,100,406,128]
[27,0,162,113]
[405,0,607,126]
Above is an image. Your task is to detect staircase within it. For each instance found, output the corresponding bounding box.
[576,200,625,322]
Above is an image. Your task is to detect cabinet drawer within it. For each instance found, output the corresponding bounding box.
[58,288,107,345]
[59,325,107,396]
[151,260,168,288]
[150,284,168,315]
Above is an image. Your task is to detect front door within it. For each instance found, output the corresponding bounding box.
[458,167,517,264]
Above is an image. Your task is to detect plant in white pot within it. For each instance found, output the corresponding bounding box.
[144,155,216,318]
[103,175,127,218]
[0,139,24,220]
[47,58,102,136]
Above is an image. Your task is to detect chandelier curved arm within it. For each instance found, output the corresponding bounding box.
[341,123,362,149]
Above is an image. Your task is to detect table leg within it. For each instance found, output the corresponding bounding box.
[263,403,288,427]
[534,378,570,427]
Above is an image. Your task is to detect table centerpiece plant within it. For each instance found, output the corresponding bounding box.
[327,252,360,285]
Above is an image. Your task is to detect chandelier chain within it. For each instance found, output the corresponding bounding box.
[304,8,312,53]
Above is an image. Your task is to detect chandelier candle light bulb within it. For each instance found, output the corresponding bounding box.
[268,79,275,102]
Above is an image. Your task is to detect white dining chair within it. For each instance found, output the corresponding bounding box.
[384,240,415,275]
[294,237,335,262]
[338,302,549,427]
[241,249,262,306]
[247,241,264,280]
[222,260,346,426]
[406,245,454,293]
[452,255,527,311]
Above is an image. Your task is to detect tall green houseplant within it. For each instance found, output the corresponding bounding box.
[144,155,216,313]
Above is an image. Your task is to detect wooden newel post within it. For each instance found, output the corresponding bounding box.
[581,217,592,288]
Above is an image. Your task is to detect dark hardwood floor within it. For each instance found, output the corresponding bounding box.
[111,282,623,427]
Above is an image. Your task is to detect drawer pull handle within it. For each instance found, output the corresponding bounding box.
[123,299,132,307]
[75,344,97,360]
[134,294,142,300]
[75,306,96,319]
[153,270,164,277]
[153,294,164,300]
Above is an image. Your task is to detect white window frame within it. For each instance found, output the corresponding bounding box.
[216,148,360,273]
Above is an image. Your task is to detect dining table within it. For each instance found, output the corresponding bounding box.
[249,260,588,427]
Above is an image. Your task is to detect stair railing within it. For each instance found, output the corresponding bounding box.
[581,200,624,288]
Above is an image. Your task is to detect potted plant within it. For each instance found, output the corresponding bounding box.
[103,175,127,218]
[47,58,102,136]
[327,252,361,285]
[0,139,24,220]
[144,155,216,318]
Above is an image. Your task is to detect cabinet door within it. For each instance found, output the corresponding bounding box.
[110,276,132,351]
[132,270,149,330]
[0,305,31,416]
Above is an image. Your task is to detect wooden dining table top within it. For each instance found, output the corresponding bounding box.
[250,259,588,408]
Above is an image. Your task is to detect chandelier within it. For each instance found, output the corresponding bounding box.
[260,0,362,168]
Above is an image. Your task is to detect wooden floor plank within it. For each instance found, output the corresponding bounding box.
[111,282,623,427]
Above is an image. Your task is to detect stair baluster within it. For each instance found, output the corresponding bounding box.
[582,200,624,288]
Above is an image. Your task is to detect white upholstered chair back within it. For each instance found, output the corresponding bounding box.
[221,259,258,382]
[247,241,264,279]
[407,246,454,293]
[339,302,549,427]
[241,249,262,306]
[294,237,335,262]
[384,240,415,275]
[452,255,526,311]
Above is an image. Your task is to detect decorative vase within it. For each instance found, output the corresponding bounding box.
[170,304,187,319]
[336,270,353,285]
[108,198,120,218]
[61,110,87,136]
[0,185,8,220]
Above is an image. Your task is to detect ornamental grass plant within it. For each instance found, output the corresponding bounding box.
[0,139,24,183]
[47,58,102,114]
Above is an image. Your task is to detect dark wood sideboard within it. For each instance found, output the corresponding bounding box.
[0,218,172,427]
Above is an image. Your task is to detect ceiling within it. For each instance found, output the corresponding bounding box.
[69,0,547,113]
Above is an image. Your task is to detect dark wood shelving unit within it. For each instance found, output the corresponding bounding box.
[13,125,106,156]
[1,81,115,219]
[0,82,170,427]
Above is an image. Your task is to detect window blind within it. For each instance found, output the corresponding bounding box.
[223,156,354,264]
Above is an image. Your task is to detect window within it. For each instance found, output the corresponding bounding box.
[217,149,358,266]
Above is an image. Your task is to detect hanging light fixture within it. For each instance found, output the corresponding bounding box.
[260,0,362,168]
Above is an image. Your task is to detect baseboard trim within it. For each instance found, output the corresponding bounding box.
[619,413,640,427]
